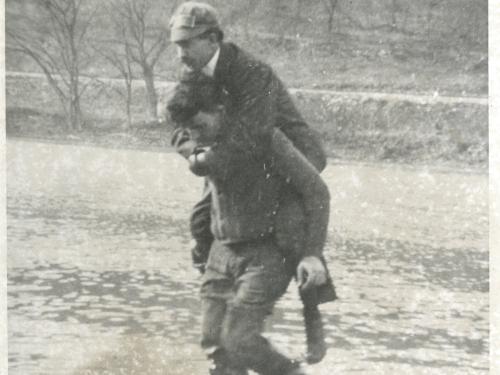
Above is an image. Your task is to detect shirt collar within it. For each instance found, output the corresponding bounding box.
[201,47,220,77]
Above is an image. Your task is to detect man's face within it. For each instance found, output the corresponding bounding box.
[175,34,217,71]
[185,110,222,146]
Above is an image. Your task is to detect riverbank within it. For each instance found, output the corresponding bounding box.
[5,73,488,170]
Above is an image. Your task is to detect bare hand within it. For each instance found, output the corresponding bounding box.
[297,256,327,291]
[188,147,212,176]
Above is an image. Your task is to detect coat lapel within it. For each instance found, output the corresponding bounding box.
[214,43,235,87]
[213,43,236,107]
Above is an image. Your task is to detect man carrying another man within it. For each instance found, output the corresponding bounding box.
[168,3,336,374]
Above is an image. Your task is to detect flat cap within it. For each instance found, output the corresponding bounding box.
[169,2,220,42]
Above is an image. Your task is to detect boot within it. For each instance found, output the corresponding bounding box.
[303,305,327,364]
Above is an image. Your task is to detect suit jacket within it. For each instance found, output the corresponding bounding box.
[179,42,326,174]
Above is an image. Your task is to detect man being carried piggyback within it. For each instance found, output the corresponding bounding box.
[168,3,337,375]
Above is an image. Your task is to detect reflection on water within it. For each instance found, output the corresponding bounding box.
[7,140,488,374]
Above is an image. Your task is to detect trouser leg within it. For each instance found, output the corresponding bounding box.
[201,298,226,356]
[201,238,252,375]
[218,239,299,375]
[201,239,299,374]
[201,298,248,375]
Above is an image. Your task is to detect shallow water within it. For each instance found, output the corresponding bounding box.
[7,140,488,374]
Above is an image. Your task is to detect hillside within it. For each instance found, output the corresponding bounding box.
[6,0,488,95]
[5,0,488,169]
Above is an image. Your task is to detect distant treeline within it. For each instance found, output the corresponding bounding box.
[5,0,487,131]
[8,0,487,46]
[215,0,487,46]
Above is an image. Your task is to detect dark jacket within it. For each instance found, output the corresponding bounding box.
[173,125,336,303]
[173,125,329,254]
[180,42,327,174]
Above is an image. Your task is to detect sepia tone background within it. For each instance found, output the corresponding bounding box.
[4,0,489,374]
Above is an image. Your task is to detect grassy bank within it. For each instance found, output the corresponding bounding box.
[6,74,488,170]
[295,91,487,167]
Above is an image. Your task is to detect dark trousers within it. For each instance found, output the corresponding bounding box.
[200,239,298,375]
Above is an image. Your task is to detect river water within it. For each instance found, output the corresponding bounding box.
[6,139,488,374]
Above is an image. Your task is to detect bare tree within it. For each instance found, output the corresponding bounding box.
[97,44,135,130]
[94,3,136,130]
[112,0,169,121]
[7,0,96,131]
